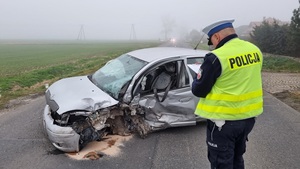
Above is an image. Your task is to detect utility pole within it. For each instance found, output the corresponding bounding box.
[130,24,136,40]
[77,24,86,40]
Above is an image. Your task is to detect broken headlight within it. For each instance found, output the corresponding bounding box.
[51,111,90,126]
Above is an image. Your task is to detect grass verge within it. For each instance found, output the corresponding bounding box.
[262,53,300,73]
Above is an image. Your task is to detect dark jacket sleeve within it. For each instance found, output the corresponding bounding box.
[191,53,221,98]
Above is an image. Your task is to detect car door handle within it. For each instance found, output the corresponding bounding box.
[179,97,192,102]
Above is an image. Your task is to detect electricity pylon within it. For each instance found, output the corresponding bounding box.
[77,25,86,40]
[130,24,136,40]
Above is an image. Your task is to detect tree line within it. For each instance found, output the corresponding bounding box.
[251,1,300,58]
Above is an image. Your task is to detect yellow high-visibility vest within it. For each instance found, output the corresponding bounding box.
[195,38,263,120]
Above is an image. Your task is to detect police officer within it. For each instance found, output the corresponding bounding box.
[192,19,263,169]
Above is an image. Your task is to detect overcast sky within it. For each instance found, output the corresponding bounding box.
[0,0,298,40]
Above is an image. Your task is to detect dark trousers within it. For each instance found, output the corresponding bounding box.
[206,118,255,169]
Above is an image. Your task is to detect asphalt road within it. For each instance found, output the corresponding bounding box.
[0,91,299,169]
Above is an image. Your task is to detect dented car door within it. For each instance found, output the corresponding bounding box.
[136,59,197,130]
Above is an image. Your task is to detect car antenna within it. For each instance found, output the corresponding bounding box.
[194,33,205,50]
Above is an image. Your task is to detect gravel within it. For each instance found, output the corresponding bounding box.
[262,72,300,112]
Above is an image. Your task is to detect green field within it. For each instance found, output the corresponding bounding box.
[0,40,161,76]
[0,40,161,108]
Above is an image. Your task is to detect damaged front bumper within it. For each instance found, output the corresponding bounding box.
[43,103,152,152]
[43,105,80,152]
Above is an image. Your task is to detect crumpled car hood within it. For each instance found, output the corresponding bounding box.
[46,76,119,115]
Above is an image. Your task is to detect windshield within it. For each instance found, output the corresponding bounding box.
[91,54,148,99]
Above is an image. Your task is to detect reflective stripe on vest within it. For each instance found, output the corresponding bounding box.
[205,89,262,102]
[197,89,263,114]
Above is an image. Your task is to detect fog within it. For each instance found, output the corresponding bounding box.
[0,0,298,40]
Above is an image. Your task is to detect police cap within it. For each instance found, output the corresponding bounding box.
[202,19,235,45]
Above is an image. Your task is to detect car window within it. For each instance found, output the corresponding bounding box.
[92,54,147,99]
[136,61,173,95]
[137,60,192,96]
[178,60,190,87]
[187,57,204,64]
[187,57,203,78]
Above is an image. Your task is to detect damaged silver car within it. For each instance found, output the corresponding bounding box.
[43,47,207,152]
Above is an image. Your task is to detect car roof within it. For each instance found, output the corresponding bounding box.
[127,47,208,62]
